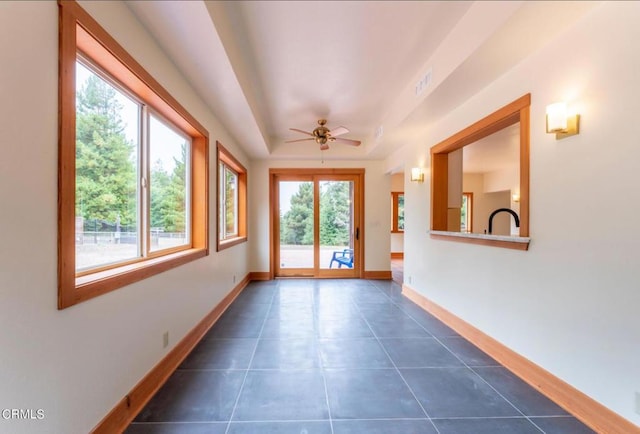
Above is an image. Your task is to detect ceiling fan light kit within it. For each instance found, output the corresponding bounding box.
[286,119,361,151]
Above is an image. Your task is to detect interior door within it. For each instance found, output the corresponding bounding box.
[273,171,362,278]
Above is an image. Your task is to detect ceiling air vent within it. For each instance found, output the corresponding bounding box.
[375,125,384,140]
[415,68,433,96]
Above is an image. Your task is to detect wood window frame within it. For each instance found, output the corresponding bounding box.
[391,192,404,233]
[430,94,530,251]
[216,142,247,251]
[58,1,209,309]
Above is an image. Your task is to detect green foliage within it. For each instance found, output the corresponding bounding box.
[279,181,352,246]
[319,182,351,246]
[224,165,237,235]
[280,182,314,245]
[76,71,187,233]
[150,145,187,233]
[75,74,136,227]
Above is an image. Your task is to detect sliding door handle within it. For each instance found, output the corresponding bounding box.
[355,227,359,240]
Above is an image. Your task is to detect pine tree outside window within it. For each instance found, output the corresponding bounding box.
[75,60,141,271]
[74,60,193,272]
[58,1,209,309]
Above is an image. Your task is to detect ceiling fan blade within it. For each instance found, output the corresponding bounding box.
[334,137,361,146]
[329,126,349,137]
[285,138,315,143]
[289,128,314,136]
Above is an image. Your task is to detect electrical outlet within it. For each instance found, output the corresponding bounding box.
[635,391,640,415]
[408,276,412,284]
[162,331,169,349]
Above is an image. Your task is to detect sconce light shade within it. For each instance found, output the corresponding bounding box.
[410,167,424,182]
[546,102,580,139]
[546,102,567,132]
[512,193,520,203]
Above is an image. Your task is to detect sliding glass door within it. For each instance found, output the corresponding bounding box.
[278,179,315,273]
[272,170,363,278]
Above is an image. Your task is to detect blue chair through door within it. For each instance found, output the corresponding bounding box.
[329,249,354,268]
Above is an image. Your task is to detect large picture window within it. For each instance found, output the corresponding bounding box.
[59,1,209,308]
[217,142,247,251]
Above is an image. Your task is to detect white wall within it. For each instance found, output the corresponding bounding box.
[464,174,511,235]
[397,1,640,425]
[390,173,404,192]
[484,166,518,194]
[0,2,250,433]
[249,159,391,273]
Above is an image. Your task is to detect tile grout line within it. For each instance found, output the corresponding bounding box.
[223,282,278,434]
[315,286,335,434]
[383,282,549,434]
[132,280,568,432]
[354,281,442,434]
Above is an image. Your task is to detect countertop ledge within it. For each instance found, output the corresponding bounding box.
[430,230,531,243]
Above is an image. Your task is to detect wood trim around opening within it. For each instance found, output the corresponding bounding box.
[269,168,365,279]
[430,94,530,249]
[216,142,248,252]
[401,284,639,434]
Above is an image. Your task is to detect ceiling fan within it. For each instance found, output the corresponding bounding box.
[286,119,361,150]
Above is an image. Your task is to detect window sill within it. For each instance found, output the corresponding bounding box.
[64,248,208,309]
[430,230,530,251]
[391,230,404,234]
[217,236,247,252]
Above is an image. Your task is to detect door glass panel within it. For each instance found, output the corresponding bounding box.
[320,180,354,269]
[279,181,314,269]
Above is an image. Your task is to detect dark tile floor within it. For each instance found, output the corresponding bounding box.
[126,279,596,434]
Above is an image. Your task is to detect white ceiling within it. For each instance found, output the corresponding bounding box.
[126,1,599,162]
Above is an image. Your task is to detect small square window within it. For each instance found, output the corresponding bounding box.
[391,192,404,233]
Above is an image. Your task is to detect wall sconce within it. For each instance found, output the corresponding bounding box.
[410,167,424,182]
[546,102,580,139]
[512,193,520,202]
